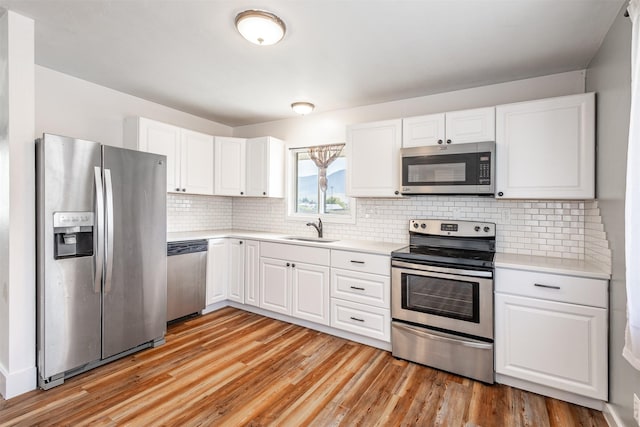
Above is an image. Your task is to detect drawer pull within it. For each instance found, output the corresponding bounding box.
[350,260,365,264]
[534,283,561,290]
[350,286,366,291]
[350,316,365,322]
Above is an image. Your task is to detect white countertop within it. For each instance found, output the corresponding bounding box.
[169,230,611,279]
[167,229,405,256]
[495,252,611,280]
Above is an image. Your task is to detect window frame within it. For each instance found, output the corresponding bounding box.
[286,147,356,224]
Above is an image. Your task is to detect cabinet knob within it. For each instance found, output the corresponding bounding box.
[394,190,400,195]
[175,188,180,191]
[437,139,443,145]
[446,139,452,144]
[182,188,186,192]
[497,191,504,197]
[239,241,243,245]
[291,263,296,268]
[262,192,266,196]
[286,262,290,267]
[240,191,244,195]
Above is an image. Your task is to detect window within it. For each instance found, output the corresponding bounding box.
[289,148,355,223]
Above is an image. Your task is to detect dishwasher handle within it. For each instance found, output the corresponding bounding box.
[167,240,208,256]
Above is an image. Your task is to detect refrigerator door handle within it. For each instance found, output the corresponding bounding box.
[104,168,114,293]
[94,167,104,293]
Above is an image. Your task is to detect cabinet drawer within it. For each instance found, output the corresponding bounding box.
[331,268,390,308]
[495,268,608,308]
[331,250,390,276]
[261,242,330,265]
[330,298,390,342]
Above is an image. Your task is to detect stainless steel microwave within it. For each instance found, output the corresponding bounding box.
[400,141,495,195]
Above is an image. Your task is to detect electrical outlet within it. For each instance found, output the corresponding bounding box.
[634,393,640,425]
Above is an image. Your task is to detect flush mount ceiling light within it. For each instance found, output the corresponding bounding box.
[291,102,315,115]
[235,10,286,46]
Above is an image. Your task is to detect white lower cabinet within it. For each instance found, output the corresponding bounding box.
[330,250,391,342]
[494,267,608,402]
[292,263,330,325]
[260,257,291,315]
[244,240,260,307]
[227,239,245,303]
[206,239,228,305]
[330,299,390,342]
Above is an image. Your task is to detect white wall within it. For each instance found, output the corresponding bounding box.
[0,10,36,399]
[232,71,586,145]
[35,66,233,146]
[586,6,640,427]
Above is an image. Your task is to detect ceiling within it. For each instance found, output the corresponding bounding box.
[0,0,626,127]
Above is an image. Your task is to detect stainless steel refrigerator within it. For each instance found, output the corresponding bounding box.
[36,133,167,389]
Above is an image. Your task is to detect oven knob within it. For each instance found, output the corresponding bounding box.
[474,226,480,232]
[484,226,490,232]
[420,223,427,229]
[413,223,419,229]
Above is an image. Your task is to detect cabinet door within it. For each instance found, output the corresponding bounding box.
[138,118,181,193]
[180,129,214,195]
[246,137,285,197]
[495,93,595,199]
[244,240,260,307]
[206,239,228,305]
[214,137,246,196]
[347,119,402,197]
[260,257,290,315]
[445,107,495,144]
[291,262,330,325]
[495,293,607,400]
[227,239,245,303]
[245,137,268,197]
[402,113,445,147]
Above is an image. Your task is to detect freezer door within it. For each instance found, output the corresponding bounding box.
[36,134,103,380]
[102,146,167,358]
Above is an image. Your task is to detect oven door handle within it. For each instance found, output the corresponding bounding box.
[393,322,493,350]
[391,260,493,278]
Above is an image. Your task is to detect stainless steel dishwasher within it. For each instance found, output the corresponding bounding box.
[167,240,208,322]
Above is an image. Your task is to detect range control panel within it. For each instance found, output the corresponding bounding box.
[409,219,495,237]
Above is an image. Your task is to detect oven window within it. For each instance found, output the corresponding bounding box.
[401,273,479,323]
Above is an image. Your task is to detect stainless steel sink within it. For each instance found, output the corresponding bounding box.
[283,236,338,243]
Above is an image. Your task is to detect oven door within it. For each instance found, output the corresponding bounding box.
[391,260,493,340]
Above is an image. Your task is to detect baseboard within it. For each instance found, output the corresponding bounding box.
[0,363,37,400]
[603,403,631,427]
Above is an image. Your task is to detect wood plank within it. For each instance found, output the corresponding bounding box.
[0,307,609,426]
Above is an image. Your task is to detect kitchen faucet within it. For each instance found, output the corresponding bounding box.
[306,218,323,238]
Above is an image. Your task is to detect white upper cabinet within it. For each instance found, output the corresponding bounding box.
[402,107,495,147]
[246,136,285,197]
[124,117,214,195]
[495,93,595,199]
[347,119,402,197]
[180,129,215,195]
[214,137,246,196]
[402,113,445,147]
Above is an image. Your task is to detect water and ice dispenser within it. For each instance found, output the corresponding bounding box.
[53,212,94,259]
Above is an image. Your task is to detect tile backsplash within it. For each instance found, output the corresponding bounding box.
[167,194,232,232]
[168,194,610,270]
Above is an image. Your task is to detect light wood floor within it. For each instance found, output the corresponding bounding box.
[0,307,607,426]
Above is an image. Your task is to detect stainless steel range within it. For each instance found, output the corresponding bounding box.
[391,219,496,383]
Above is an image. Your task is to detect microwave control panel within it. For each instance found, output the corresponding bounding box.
[478,153,492,184]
